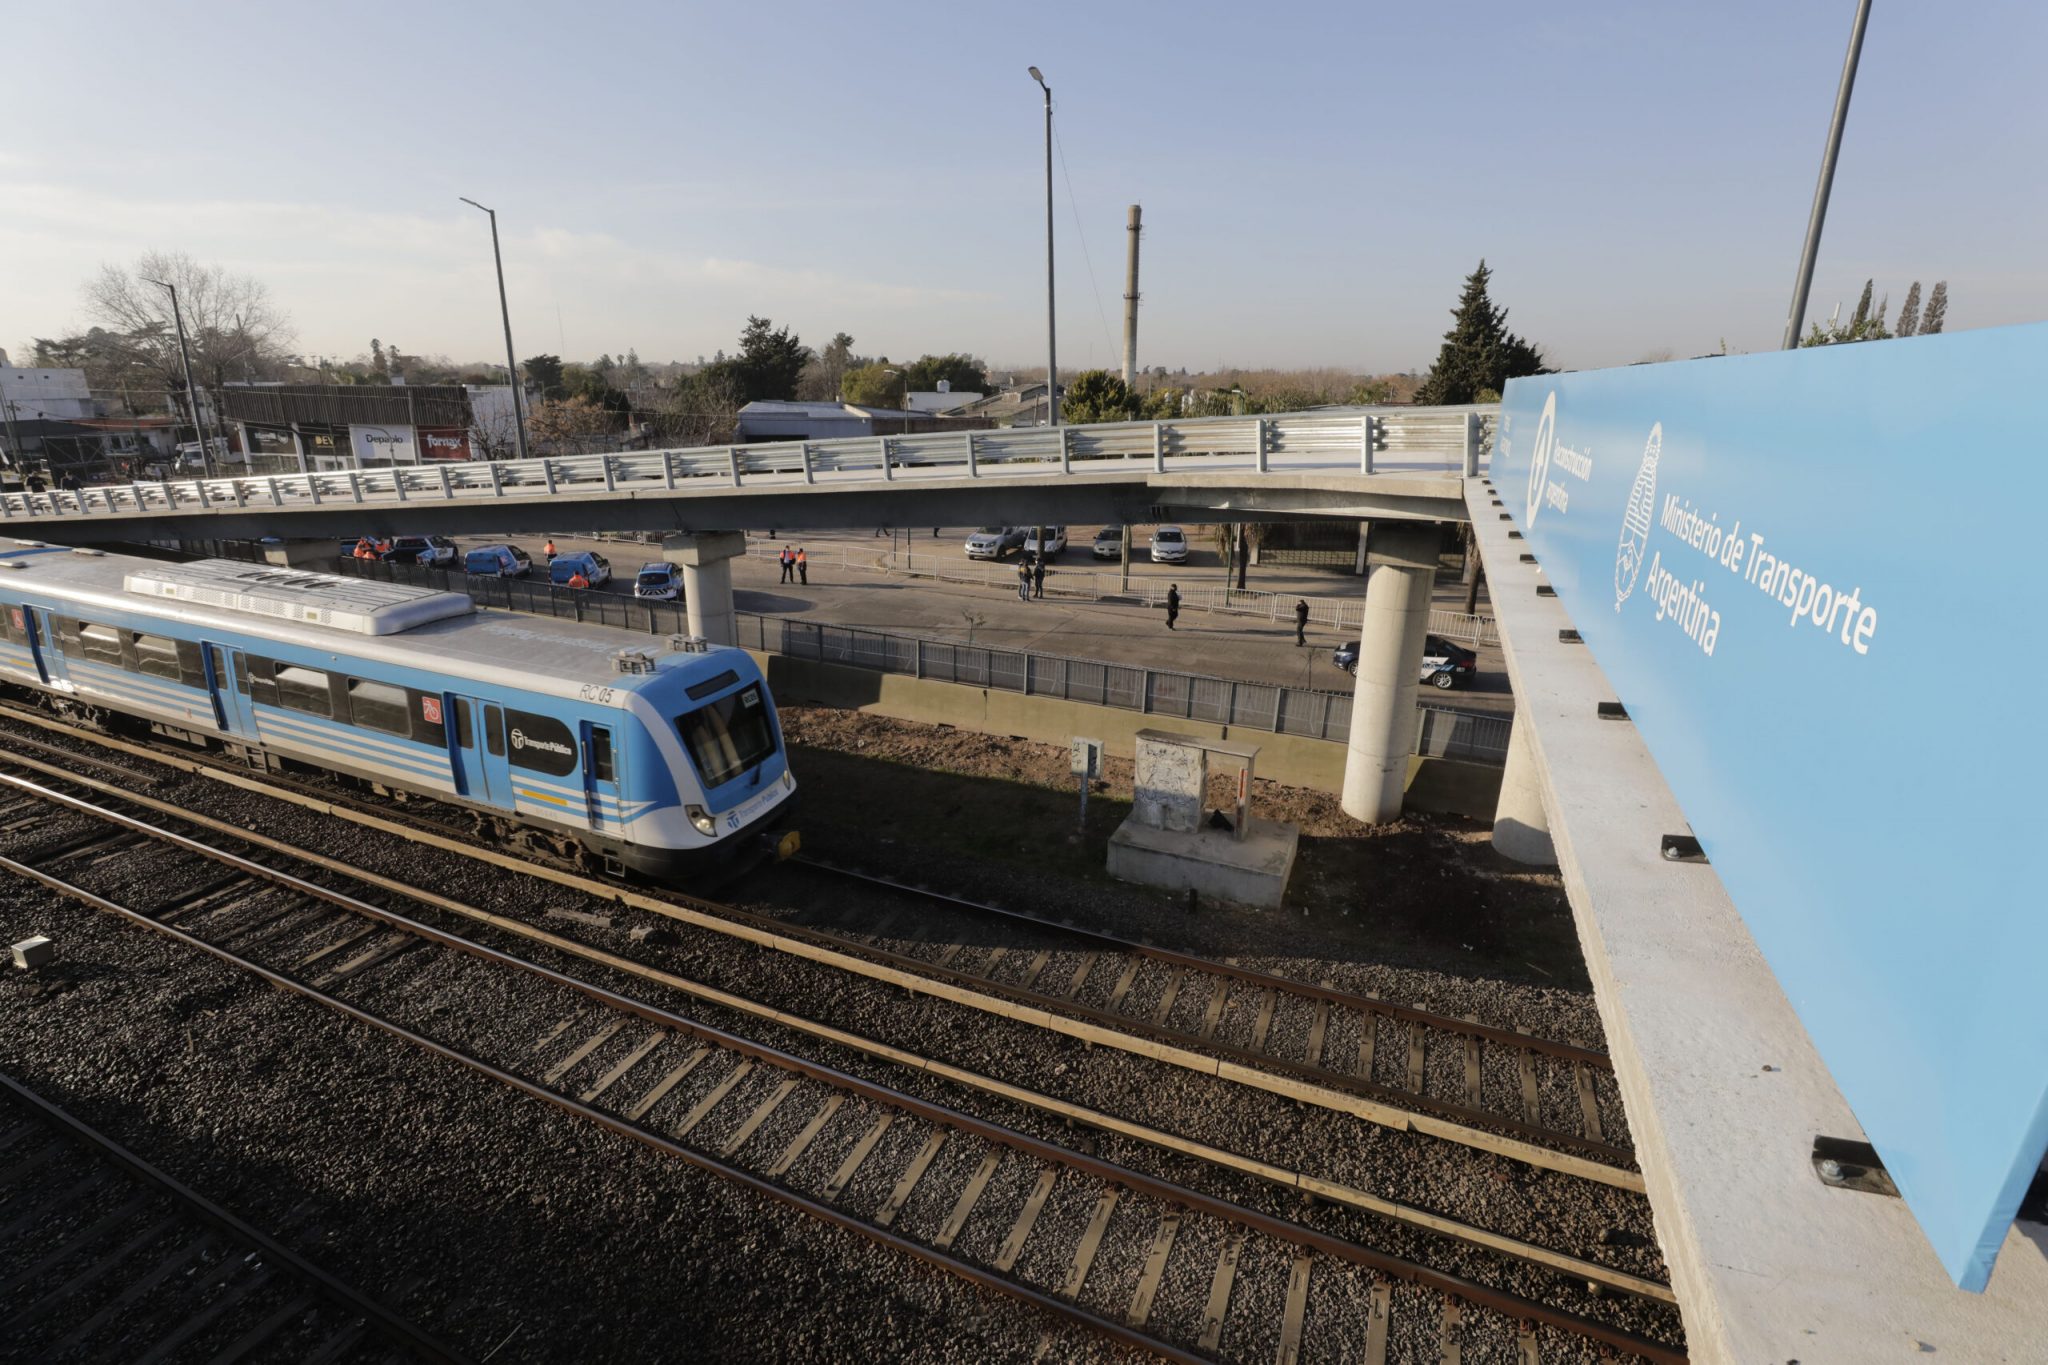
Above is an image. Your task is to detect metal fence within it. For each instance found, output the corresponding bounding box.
[326,555,1511,764]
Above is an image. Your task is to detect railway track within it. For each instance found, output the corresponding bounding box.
[0,702,1636,1192]
[0,746,1686,1361]
[774,856,1629,1170]
[0,1070,463,1364]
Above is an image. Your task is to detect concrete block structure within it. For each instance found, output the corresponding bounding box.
[1107,731,1298,909]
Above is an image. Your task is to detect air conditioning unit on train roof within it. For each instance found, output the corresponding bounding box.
[667,634,711,654]
[612,649,658,675]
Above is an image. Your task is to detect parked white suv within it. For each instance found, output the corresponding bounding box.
[1150,526,1189,564]
[1022,526,1067,559]
[964,526,1024,560]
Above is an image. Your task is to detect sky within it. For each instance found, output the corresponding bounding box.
[4,1,2046,378]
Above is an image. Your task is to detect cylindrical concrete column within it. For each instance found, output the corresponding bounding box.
[662,530,747,648]
[1341,520,1439,824]
[1492,705,1556,864]
[680,556,735,646]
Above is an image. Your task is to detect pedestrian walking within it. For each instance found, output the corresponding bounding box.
[1016,558,1033,602]
[1294,598,1309,647]
[1032,555,1047,599]
[544,537,558,564]
[1165,584,1181,631]
[778,546,794,583]
[796,547,808,585]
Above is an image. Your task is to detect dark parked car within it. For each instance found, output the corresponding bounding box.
[1333,634,1478,689]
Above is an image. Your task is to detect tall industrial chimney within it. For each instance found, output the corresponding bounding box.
[1121,205,1142,388]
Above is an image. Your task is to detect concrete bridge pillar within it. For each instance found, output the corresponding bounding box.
[1340,520,1438,824]
[1491,704,1556,864]
[662,531,747,647]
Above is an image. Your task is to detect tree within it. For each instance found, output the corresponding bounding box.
[731,316,811,402]
[655,366,745,446]
[561,362,630,416]
[521,353,566,400]
[1346,378,1396,405]
[527,396,615,448]
[840,363,905,407]
[1895,282,1922,338]
[1061,370,1140,424]
[76,250,296,396]
[1848,279,1873,333]
[1413,261,1548,406]
[1920,281,1947,335]
[798,332,859,401]
[903,353,990,396]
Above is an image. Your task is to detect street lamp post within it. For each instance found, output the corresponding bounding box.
[143,277,215,479]
[1028,67,1058,427]
[459,197,532,460]
[1780,0,1873,350]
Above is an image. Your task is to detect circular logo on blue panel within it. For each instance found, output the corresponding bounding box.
[1524,391,1557,525]
[1614,423,1662,612]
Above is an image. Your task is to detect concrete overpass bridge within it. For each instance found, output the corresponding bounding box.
[0,402,1508,834]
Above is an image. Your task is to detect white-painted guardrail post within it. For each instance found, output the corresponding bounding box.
[603,457,618,492]
[880,436,893,481]
[1361,415,1376,475]
[1153,422,1165,473]
[965,431,978,478]
[727,447,742,486]
[1254,417,1268,473]
[1059,427,1071,475]
[438,465,453,499]
[348,472,363,503]
[800,442,814,485]
[394,470,409,501]
[1463,411,1481,476]
[542,461,558,495]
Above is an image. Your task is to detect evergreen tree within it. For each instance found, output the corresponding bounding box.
[731,316,811,402]
[1414,261,1549,406]
[1849,279,1873,333]
[1895,282,1922,338]
[1920,281,1947,335]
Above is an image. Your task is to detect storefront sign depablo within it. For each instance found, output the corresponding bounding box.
[1494,322,2048,1292]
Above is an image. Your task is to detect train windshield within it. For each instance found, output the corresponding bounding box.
[676,682,777,788]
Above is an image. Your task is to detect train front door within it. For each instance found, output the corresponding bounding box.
[448,696,514,810]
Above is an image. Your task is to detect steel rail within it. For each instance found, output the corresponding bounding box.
[795,854,1616,1068]
[0,703,1640,1187]
[0,779,1685,1361]
[0,1070,471,1364]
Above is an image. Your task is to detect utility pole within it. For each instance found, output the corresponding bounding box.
[1028,67,1059,426]
[1781,0,1873,350]
[143,276,216,479]
[1122,205,1142,389]
[459,197,532,459]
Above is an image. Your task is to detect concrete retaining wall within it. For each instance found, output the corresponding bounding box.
[751,652,1502,819]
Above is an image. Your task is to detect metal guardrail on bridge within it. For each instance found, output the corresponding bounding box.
[2,406,1497,526]
[328,555,1511,764]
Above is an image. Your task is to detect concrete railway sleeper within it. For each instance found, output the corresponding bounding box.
[0,702,1640,1192]
[0,1071,465,1365]
[775,856,1631,1168]
[0,771,1685,1361]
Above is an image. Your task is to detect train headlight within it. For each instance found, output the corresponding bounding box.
[685,804,716,836]
[781,770,794,791]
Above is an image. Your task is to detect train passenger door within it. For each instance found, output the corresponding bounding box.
[579,721,620,831]
[203,645,256,736]
[448,696,514,810]
[26,609,65,688]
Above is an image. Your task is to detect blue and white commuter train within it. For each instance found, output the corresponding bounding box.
[0,541,797,878]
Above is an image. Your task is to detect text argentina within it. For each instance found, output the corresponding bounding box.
[1642,552,1720,656]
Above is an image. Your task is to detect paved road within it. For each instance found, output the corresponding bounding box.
[451,527,1512,716]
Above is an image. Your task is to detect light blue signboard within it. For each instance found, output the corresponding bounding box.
[1495,324,2048,1292]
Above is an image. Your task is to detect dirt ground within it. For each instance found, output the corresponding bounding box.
[777,705,1590,993]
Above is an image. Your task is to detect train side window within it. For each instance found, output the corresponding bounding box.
[0,604,20,644]
[245,656,277,707]
[453,699,474,749]
[274,664,334,717]
[346,678,410,736]
[131,632,182,682]
[77,622,124,667]
[174,640,205,688]
[590,728,614,783]
[485,706,505,757]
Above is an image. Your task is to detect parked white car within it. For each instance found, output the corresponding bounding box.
[1150,525,1189,564]
[964,526,1025,560]
[1022,526,1067,559]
